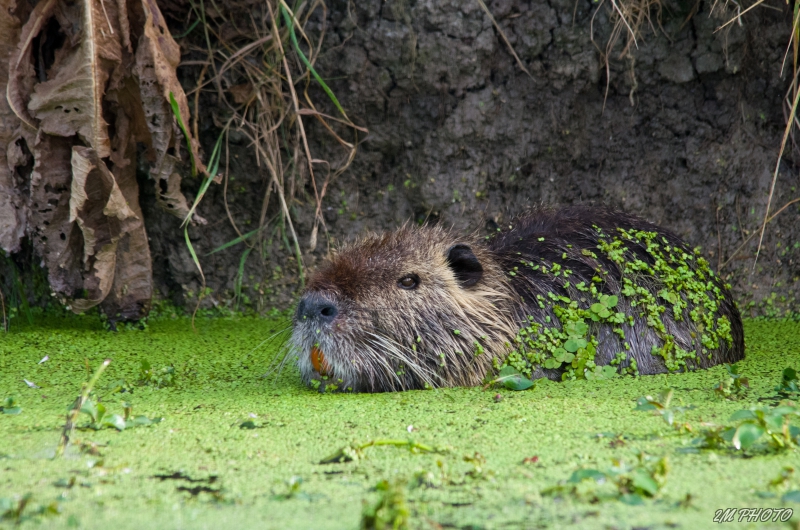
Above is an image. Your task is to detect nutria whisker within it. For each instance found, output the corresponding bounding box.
[260,325,296,380]
[364,332,441,390]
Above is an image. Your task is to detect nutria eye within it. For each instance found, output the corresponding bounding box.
[398,275,419,290]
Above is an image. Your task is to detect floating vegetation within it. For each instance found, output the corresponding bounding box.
[502,227,735,381]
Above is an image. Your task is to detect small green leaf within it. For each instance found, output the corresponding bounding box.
[619,493,645,505]
[634,397,658,411]
[1,397,21,415]
[567,469,605,483]
[721,427,736,443]
[630,469,659,496]
[590,303,604,314]
[80,400,98,422]
[566,321,588,336]
[771,406,798,416]
[95,403,107,423]
[732,423,765,450]
[128,416,162,427]
[729,409,757,422]
[103,414,126,431]
[497,366,534,391]
[789,425,800,439]
[782,490,800,503]
[764,413,785,433]
[544,358,561,369]
[605,295,618,308]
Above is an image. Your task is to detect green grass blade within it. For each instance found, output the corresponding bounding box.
[181,124,227,228]
[168,92,197,177]
[207,227,264,255]
[234,248,252,311]
[184,226,205,287]
[279,3,349,121]
[173,19,200,39]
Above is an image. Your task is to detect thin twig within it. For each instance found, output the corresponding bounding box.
[721,197,800,271]
[714,0,765,33]
[475,0,534,80]
[753,81,800,270]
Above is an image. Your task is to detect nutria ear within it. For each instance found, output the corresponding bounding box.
[446,244,483,288]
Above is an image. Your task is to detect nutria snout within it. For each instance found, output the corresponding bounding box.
[290,205,745,392]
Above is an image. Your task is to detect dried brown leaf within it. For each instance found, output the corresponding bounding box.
[229,82,255,105]
[101,96,152,321]
[27,132,84,297]
[67,146,140,313]
[116,0,133,53]
[27,0,124,157]
[135,0,206,221]
[6,0,59,129]
[0,0,26,253]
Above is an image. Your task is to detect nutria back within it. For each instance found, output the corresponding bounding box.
[290,205,744,392]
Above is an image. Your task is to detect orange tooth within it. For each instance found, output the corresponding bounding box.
[311,346,330,375]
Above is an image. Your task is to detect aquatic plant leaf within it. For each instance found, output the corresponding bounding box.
[763,412,786,434]
[732,423,765,450]
[129,416,162,427]
[567,469,605,483]
[619,493,645,505]
[103,414,126,431]
[771,406,798,416]
[80,399,98,422]
[630,468,659,496]
[783,490,800,503]
[1,396,21,415]
[634,397,658,411]
[319,445,361,464]
[497,366,534,390]
[729,409,757,422]
[564,338,587,352]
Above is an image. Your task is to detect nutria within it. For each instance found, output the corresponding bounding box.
[289,205,744,392]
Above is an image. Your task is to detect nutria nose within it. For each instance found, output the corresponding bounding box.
[296,294,339,323]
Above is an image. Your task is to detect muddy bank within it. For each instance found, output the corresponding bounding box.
[8,0,800,318]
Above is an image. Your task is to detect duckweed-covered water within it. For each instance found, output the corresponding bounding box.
[1,316,799,529]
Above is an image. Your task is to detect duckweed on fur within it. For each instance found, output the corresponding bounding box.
[505,228,734,380]
[1,315,799,529]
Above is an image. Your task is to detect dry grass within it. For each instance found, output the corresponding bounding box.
[589,0,665,106]
[181,0,365,297]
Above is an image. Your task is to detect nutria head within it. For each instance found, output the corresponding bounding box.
[290,225,517,392]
